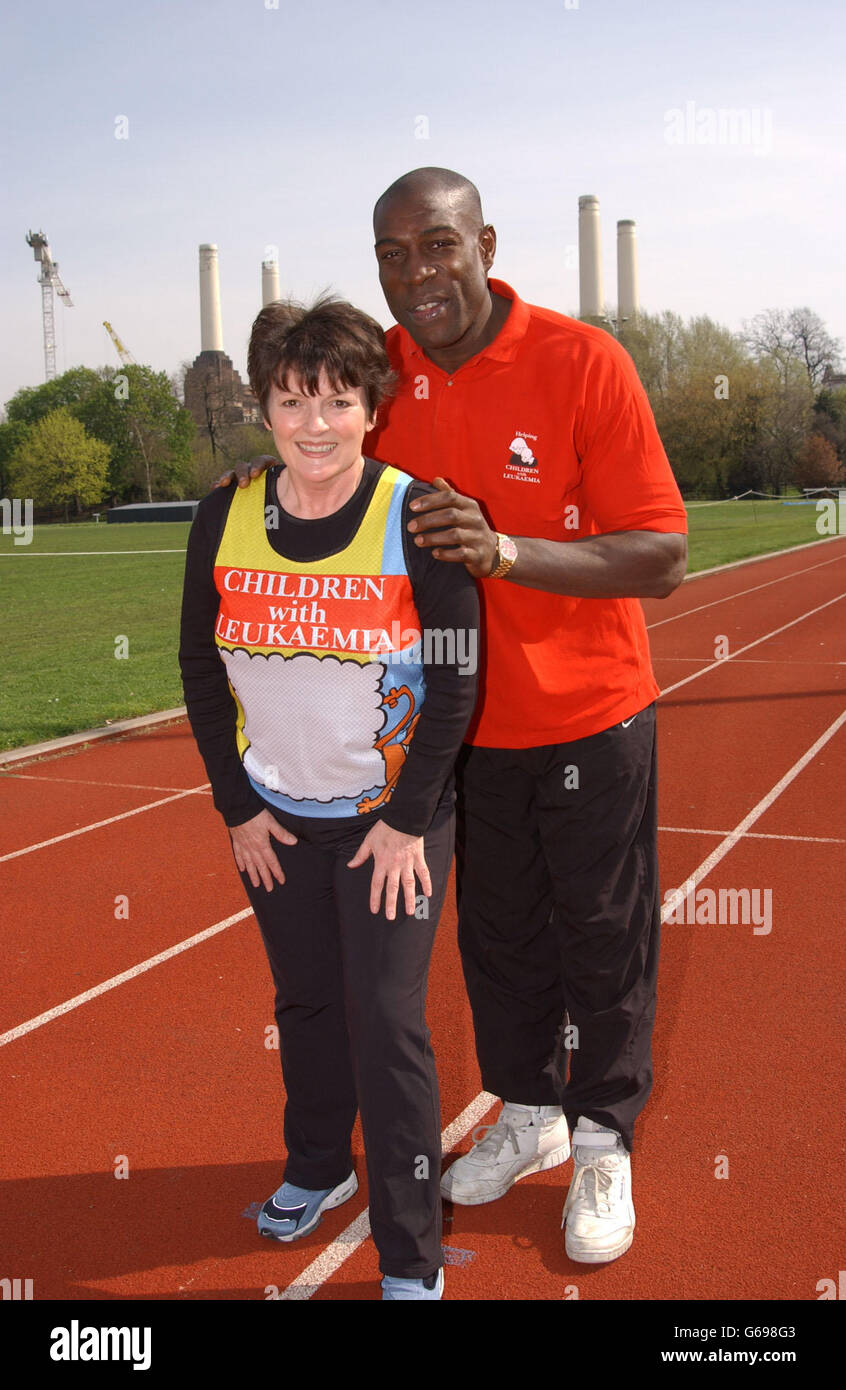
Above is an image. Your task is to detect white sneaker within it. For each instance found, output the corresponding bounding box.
[440,1103,571,1206]
[561,1116,635,1263]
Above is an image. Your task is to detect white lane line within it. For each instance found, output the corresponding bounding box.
[661,708,846,920]
[647,552,845,631]
[0,784,210,863]
[659,826,844,845]
[0,909,254,1048]
[0,549,186,557]
[655,657,845,666]
[660,592,845,697]
[277,1090,498,1301]
[0,773,195,793]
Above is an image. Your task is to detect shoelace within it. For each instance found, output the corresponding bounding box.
[471,1119,523,1159]
[563,1156,622,1218]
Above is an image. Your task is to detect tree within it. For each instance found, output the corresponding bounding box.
[787,308,841,390]
[189,422,272,494]
[170,360,192,405]
[623,312,754,495]
[0,418,32,496]
[75,366,195,502]
[743,307,841,391]
[728,356,813,495]
[4,367,103,428]
[812,386,846,460]
[3,363,195,505]
[619,311,685,400]
[8,408,110,517]
[618,309,823,497]
[794,434,843,491]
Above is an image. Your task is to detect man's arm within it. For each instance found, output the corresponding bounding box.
[497,530,686,598]
[407,480,688,598]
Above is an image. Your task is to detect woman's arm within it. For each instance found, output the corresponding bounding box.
[178,493,269,828]
[179,495,299,890]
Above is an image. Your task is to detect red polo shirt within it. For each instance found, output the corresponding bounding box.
[366,278,687,747]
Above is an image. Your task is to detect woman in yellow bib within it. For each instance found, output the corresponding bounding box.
[179,298,479,1300]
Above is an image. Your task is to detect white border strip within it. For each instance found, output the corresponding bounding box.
[682,533,843,582]
[277,1090,498,1301]
[0,549,187,557]
[0,708,187,767]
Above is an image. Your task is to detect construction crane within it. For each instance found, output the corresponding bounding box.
[26,230,73,381]
[103,320,136,366]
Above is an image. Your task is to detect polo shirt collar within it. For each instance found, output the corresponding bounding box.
[397,278,530,371]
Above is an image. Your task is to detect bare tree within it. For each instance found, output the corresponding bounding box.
[743,307,840,390]
[787,308,841,390]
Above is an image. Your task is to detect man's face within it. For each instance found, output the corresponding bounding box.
[374,188,496,369]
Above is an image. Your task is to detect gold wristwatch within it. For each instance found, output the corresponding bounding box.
[489,532,518,579]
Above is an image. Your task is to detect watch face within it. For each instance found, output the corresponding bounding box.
[500,535,518,563]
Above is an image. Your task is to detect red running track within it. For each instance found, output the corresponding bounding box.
[1,537,844,1302]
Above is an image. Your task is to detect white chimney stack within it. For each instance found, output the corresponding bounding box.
[617,220,639,325]
[199,243,224,352]
[262,257,281,307]
[578,195,604,319]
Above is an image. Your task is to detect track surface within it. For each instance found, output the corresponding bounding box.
[1,538,844,1302]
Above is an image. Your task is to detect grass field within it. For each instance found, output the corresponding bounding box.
[0,500,835,750]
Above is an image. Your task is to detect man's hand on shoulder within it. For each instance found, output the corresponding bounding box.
[213,455,278,490]
[407,477,497,579]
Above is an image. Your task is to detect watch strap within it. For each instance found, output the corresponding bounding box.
[489,533,518,579]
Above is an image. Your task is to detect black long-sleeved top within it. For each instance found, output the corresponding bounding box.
[179,459,480,837]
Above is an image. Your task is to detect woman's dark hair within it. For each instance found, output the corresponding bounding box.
[247,295,396,422]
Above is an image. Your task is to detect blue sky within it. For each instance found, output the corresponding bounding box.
[1,0,843,409]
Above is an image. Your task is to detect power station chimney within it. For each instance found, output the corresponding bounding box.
[617,220,639,325]
[262,257,281,307]
[199,243,224,353]
[578,195,603,319]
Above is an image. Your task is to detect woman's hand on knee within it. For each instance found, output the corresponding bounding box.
[346,821,432,921]
[229,811,297,892]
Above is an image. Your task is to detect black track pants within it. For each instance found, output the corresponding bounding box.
[239,803,453,1279]
[455,706,661,1152]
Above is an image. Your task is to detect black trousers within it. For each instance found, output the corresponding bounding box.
[238,800,453,1279]
[455,705,661,1152]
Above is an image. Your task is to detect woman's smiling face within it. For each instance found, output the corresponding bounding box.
[264,368,373,490]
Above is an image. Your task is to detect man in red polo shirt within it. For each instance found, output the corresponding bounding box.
[226,167,688,1265]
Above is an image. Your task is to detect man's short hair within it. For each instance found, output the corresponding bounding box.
[373,167,485,228]
[247,296,396,422]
